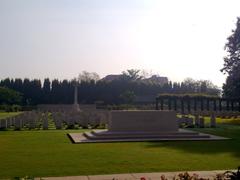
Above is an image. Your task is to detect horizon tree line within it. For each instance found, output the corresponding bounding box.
[0,70,221,106]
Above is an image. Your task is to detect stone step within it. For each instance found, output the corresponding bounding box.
[91,130,199,136]
[83,132,210,140]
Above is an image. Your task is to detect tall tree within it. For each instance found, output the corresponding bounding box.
[121,69,143,81]
[221,17,240,98]
[0,87,22,105]
[51,79,61,104]
[43,78,51,103]
[78,71,100,83]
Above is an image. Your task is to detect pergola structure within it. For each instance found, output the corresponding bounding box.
[155,94,240,113]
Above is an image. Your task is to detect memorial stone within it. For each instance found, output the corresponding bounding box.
[54,115,62,129]
[67,115,75,128]
[14,117,22,130]
[199,117,205,128]
[6,117,12,128]
[187,117,194,127]
[42,114,48,130]
[194,114,200,127]
[210,113,216,128]
[29,117,36,129]
[0,119,6,129]
[109,110,178,132]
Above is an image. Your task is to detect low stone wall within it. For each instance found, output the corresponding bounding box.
[109,110,178,132]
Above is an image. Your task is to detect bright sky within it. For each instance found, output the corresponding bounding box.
[0,0,240,87]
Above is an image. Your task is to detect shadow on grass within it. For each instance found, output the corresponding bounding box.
[144,124,240,158]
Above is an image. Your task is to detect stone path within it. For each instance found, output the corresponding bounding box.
[37,170,233,180]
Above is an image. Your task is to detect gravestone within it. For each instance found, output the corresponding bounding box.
[187,117,194,127]
[66,113,75,128]
[54,114,62,129]
[88,112,100,128]
[199,117,205,128]
[6,117,12,128]
[194,114,200,127]
[210,113,216,128]
[29,115,36,129]
[14,116,22,130]
[42,113,48,130]
[0,119,6,129]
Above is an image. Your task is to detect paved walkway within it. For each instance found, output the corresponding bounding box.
[38,170,233,180]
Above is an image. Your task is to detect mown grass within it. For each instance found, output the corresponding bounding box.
[0,112,239,178]
[0,112,21,119]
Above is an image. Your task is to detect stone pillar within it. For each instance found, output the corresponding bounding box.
[73,85,80,112]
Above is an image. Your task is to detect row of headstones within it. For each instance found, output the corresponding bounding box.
[183,111,240,119]
[51,110,109,129]
[0,111,48,130]
[178,114,216,128]
[212,111,240,119]
[0,110,110,130]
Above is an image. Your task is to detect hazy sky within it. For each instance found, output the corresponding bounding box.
[0,0,240,87]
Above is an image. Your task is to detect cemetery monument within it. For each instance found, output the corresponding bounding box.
[68,110,228,143]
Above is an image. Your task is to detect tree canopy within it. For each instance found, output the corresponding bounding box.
[0,87,22,105]
[0,76,220,105]
[222,17,240,98]
[121,69,143,81]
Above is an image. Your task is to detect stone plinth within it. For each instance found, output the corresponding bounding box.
[109,110,178,132]
[68,110,229,143]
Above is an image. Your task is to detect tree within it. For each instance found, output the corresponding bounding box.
[120,90,136,104]
[221,17,240,98]
[121,69,143,81]
[78,71,100,83]
[51,79,61,103]
[43,78,51,103]
[0,87,22,105]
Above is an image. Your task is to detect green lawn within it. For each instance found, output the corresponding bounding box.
[0,112,21,119]
[0,113,240,178]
